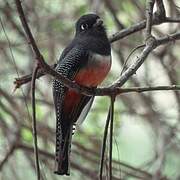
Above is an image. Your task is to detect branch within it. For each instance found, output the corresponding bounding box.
[101,32,180,92]
[118,85,180,93]
[109,96,115,180]
[14,0,42,59]
[31,65,41,180]
[120,44,146,75]
[99,108,111,180]
[110,37,157,89]
[145,0,155,38]
[165,17,180,23]
[14,64,56,89]
[109,14,180,43]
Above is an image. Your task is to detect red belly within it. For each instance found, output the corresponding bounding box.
[64,61,111,113]
[75,67,108,87]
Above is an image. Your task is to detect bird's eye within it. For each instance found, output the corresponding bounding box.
[81,24,88,30]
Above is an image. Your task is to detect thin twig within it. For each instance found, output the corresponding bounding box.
[99,107,111,180]
[120,44,145,75]
[111,36,157,89]
[109,96,115,180]
[14,0,42,59]
[14,64,56,89]
[145,0,155,38]
[31,65,41,180]
[117,85,180,93]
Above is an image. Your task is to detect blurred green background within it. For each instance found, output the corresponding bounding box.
[0,0,180,179]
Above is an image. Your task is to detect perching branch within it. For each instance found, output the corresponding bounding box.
[117,85,180,93]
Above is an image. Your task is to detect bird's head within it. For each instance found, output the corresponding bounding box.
[75,14,106,37]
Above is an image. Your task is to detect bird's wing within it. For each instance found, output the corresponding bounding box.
[58,43,74,62]
[53,46,91,123]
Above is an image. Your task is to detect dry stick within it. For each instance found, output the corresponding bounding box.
[99,108,111,180]
[111,37,156,89]
[31,65,41,180]
[118,85,180,93]
[120,44,145,75]
[145,0,155,38]
[14,0,42,59]
[14,64,56,90]
[109,96,115,180]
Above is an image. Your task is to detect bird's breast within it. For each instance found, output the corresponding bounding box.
[63,54,111,114]
[75,54,111,87]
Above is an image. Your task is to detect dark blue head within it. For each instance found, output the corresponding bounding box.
[75,14,106,37]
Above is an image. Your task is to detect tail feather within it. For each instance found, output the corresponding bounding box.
[54,120,73,175]
[53,84,92,175]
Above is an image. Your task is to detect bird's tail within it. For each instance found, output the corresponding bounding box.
[54,120,73,175]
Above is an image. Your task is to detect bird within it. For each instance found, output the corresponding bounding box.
[52,13,111,176]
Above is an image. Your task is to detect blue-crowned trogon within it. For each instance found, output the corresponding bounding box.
[53,14,111,175]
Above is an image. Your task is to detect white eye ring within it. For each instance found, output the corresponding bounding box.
[81,24,88,30]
